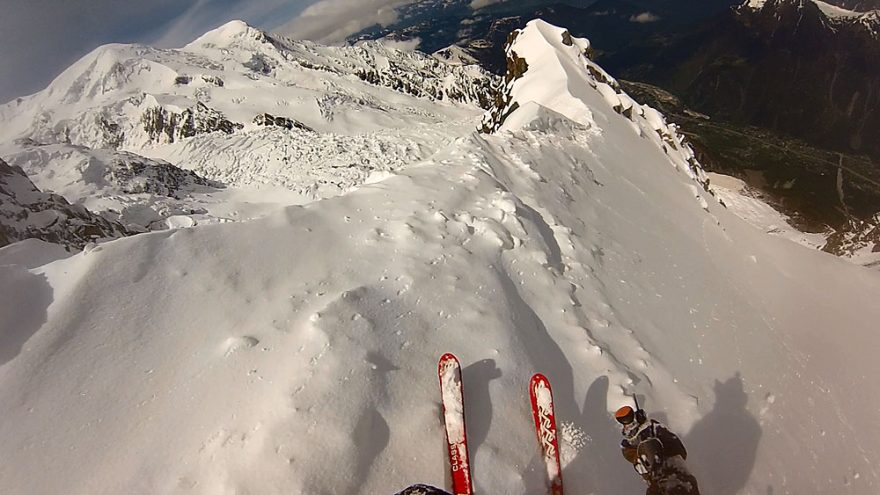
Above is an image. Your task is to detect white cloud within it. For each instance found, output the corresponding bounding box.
[278,0,416,44]
[150,0,215,47]
[470,0,506,9]
[378,37,422,51]
[629,12,661,23]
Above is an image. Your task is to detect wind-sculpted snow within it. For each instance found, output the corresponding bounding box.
[1,18,879,495]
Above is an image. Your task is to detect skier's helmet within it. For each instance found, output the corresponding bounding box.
[615,406,635,425]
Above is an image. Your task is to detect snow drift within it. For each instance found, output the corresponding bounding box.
[1,19,879,495]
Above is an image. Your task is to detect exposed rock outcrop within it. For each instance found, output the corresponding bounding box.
[142,102,243,144]
[0,158,129,250]
[253,113,315,133]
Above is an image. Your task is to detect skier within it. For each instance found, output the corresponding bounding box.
[615,405,701,495]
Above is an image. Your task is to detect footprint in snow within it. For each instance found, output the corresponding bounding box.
[222,336,260,357]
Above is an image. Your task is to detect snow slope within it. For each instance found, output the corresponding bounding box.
[815,0,864,17]
[2,19,879,495]
[707,172,828,250]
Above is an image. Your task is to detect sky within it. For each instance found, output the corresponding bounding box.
[0,0,457,104]
[279,0,508,43]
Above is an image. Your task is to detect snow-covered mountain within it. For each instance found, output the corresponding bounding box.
[2,17,880,495]
[432,45,480,66]
[625,0,880,262]
[743,0,880,35]
[0,20,496,236]
[349,0,880,264]
[699,0,880,156]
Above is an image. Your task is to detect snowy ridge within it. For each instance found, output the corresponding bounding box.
[1,18,879,495]
[483,21,710,192]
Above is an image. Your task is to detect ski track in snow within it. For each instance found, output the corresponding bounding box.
[0,18,879,495]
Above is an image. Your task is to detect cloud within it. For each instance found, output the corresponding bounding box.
[629,12,661,23]
[278,0,416,45]
[470,0,506,9]
[377,37,422,51]
[150,0,307,48]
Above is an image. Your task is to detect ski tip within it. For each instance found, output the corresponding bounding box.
[530,373,551,389]
[439,352,459,365]
[438,353,461,375]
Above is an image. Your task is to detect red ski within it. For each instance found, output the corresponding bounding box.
[529,373,564,495]
[438,353,474,495]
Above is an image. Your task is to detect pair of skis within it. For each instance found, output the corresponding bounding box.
[437,353,564,495]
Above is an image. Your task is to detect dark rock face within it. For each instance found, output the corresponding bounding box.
[480,31,527,134]
[504,31,529,83]
[100,152,217,198]
[253,113,315,133]
[614,0,880,161]
[244,53,274,75]
[622,79,880,257]
[462,16,532,75]
[141,102,243,143]
[0,158,128,250]
[200,75,224,87]
[734,1,878,156]
[825,216,880,255]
